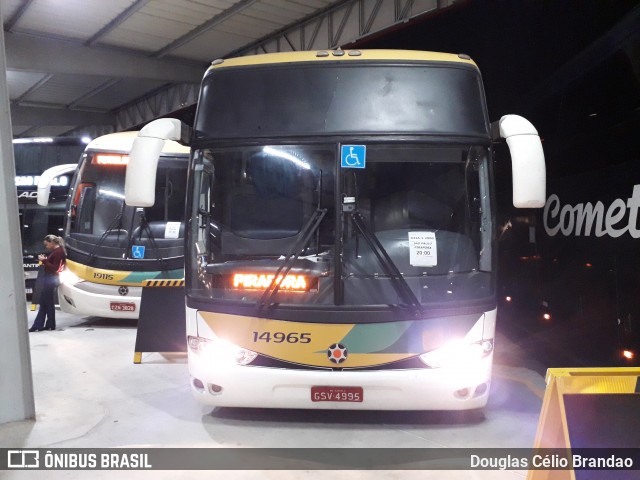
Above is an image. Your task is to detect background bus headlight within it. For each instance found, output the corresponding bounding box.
[59,268,82,285]
[419,339,493,369]
[188,335,257,366]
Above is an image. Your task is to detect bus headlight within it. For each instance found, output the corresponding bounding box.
[59,268,82,286]
[188,335,257,366]
[419,339,493,369]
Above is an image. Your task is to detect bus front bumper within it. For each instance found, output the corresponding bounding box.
[188,353,492,411]
[58,281,141,319]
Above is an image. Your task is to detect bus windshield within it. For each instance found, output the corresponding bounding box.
[14,137,85,261]
[13,140,85,173]
[190,143,494,312]
[66,152,188,269]
[19,202,66,255]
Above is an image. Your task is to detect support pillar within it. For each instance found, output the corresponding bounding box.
[0,1,36,425]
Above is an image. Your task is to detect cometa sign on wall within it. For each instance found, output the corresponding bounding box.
[544,185,640,238]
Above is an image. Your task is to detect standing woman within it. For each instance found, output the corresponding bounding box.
[29,235,66,332]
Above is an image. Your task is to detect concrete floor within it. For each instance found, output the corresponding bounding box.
[0,307,547,480]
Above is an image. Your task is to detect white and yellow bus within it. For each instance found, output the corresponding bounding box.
[39,132,189,319]
[126,50,545,409]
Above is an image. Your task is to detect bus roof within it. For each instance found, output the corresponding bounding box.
[196,49,488,141]
[207,50,478,73]
[85,131,190,155]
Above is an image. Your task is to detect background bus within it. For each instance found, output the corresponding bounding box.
[14,137,88,298]
[125,50,545,410]
[498,165,640,370]
[497,150,640,370]
[39,131,189,319]
[493,24,640,369]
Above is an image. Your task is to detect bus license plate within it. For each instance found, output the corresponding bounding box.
[311,386,363,403]
[25,288,33,294]
[110,302,135,312]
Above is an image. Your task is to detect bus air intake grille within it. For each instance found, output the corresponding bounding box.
[251,354,426,371]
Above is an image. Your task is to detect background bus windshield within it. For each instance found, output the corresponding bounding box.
[66,154,188,267]
[14,139,85,259]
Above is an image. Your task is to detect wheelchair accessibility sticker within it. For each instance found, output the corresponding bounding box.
[132,245,145,259]
[341,145,366,169]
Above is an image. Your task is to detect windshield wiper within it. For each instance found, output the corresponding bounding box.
[88,202,127,264]
[126,210,168,275]
[347,210,423,314]
[256,207,327,311]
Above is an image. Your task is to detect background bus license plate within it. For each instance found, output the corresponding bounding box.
[110,302,135,312]
[311,386,363,402]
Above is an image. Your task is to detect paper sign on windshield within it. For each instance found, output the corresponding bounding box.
[164,222,181,239]
[408,232,437,267]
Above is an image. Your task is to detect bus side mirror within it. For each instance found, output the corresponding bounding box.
[37,164,78,207]
[125,118,185,207]
[493,115,546,209]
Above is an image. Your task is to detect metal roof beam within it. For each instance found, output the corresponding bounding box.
[362,0,384,36]
[12,73,53,103]
[115,82,199,131]
[153,0,258,59]
[86,0,151,46]
[4,32,206,83]
[11,105,116,127]
[67,79,122,109]
[3,0,35,32]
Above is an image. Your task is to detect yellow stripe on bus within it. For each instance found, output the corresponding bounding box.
[209,50,478,71]
[66,259,133,285]
[199,311,413,368]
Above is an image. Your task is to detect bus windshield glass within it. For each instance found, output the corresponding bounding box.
[14,140,85,173]
[66,153,188,266]
[190,143,494,312]
[19,202,66,254]
[14,137,86,261]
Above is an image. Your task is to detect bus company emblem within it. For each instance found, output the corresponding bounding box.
[327,343,348,364]
[118,286,129,296]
